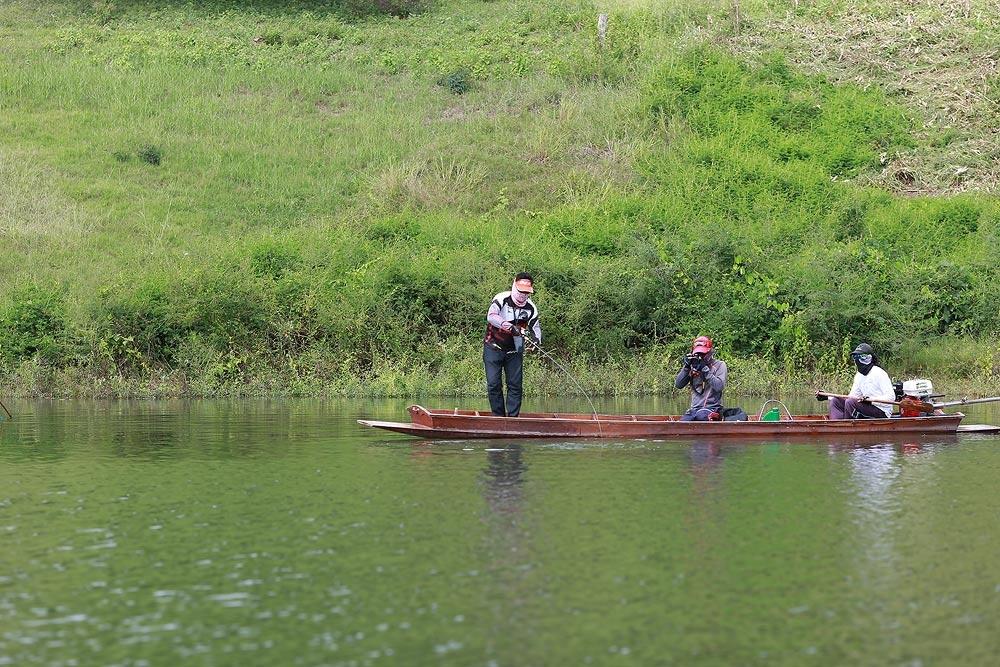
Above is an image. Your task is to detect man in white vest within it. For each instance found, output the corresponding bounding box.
[482,273,541,417]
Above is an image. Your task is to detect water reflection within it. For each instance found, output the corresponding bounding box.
[482,445,527,516]
[3,398,1000,665]
[687,441,723,470]
[823,433,959,455]
[843,443,904,628]
[0,399,364,462]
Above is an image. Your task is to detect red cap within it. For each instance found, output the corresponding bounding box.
[692,336,713,354]
[514,278,534,293]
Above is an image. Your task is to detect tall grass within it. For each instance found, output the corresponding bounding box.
[0,0,997,397]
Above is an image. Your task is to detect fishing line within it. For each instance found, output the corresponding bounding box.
[519,329,603,436]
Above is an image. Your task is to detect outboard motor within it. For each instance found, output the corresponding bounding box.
[903,379,934,400]
[899,379,936,417]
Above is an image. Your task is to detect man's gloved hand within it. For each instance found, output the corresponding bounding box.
[815,392,829,402]
[517,326,540,349]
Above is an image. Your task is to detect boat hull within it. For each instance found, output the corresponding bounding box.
[358,405,966,440]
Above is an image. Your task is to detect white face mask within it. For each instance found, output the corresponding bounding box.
[511,284,530,306]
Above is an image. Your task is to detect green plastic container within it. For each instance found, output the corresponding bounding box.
[761,407,781,422]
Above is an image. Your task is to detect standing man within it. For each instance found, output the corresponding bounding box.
[483,273,541,417]
[824,342,895,419]
[675,336,728,421]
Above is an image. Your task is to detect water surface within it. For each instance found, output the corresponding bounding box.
[2,397,1000,665]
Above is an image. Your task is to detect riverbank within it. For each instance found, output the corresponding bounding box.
[2,0,998,397]
[4,337,999,399]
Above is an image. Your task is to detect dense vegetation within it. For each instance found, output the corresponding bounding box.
[1,0,998,397]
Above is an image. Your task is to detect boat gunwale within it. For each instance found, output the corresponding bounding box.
[377,405,967,439]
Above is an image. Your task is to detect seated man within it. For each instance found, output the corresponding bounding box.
[675,336,728,421]
[827,343,895,419]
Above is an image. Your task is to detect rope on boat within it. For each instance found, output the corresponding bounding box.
[756,399,794,421]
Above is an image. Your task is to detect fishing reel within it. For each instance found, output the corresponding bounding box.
[514,326,541,351]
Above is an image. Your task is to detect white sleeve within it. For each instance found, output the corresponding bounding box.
[487,299,505,328]
[870,368,895,402]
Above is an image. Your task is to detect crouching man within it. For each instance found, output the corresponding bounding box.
[675,336,728,421]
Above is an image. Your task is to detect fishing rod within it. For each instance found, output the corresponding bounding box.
[0,398,11,421]
[516,327,603,435]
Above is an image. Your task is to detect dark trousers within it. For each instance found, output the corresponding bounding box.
[484,345,524,417]
[829,396,887,420]
[680,407,719,421]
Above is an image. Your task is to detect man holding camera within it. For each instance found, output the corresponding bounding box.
[675,336,728,421]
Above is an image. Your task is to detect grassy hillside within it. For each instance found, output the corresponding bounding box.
[1,0,998,397]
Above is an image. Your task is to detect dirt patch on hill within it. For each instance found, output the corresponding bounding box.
[725,0,998,195]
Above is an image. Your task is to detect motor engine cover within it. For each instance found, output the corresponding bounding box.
[902,379,934,400]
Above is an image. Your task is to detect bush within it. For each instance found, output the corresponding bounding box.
[250,238,301,279]
[340,0,430,19]
[93,281,183,371]
[137,144,161,165]
[437,69,472,95]
[0,286,69,365]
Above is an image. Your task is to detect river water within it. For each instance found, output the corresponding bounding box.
[2,397,1000,666]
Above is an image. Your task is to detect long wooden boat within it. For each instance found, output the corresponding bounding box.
[358,405,973,440]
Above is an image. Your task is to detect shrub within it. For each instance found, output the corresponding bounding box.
[92,281,183,371]
[250,238,302,279]
[0,286,69,364]
[437,69,472,95]
[137,144,161,165]
[339,0,430,19]
[178,269,271,350]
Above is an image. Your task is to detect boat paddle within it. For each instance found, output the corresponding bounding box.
[816,391,1000,413]
[516,327,603,433]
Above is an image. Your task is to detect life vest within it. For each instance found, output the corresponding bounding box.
[483,292,538,353]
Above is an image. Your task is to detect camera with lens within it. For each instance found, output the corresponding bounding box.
[685,352,706,374]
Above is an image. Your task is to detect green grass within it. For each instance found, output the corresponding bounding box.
[0,0,998,398]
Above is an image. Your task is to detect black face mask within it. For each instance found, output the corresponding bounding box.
[853,353,874,375]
